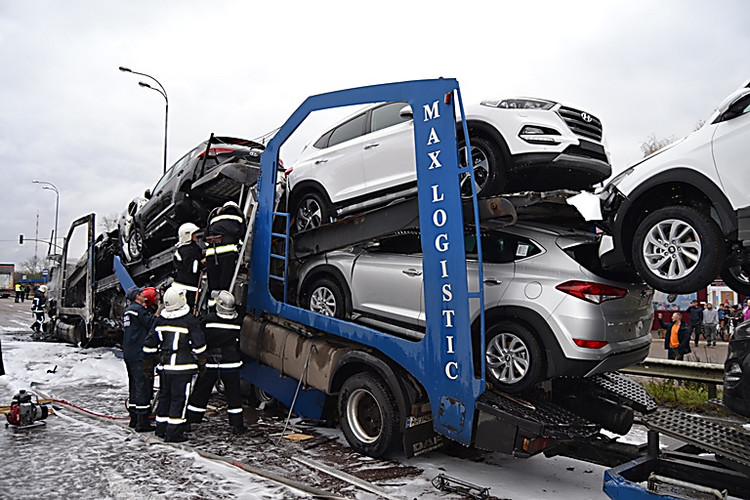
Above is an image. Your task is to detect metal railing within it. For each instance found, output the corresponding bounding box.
[621,357,724,398]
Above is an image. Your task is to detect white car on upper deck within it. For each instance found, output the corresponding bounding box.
[287,97,611,232]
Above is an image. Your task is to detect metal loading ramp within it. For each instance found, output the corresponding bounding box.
[582,372,659,414]
[644,408,750,474]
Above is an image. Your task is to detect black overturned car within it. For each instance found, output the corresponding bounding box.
[724,320,750,418]
[120,135,263,263]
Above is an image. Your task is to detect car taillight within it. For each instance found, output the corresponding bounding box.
[573,338,608,349]
[199,147,235,158]
[555,280,627,304]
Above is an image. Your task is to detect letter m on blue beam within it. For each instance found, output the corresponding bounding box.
[250,79,482,446]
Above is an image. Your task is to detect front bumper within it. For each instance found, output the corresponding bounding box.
[509,142,611,191]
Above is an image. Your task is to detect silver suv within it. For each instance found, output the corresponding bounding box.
[296,222,653,393]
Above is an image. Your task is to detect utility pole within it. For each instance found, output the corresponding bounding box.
[34,210,39,272]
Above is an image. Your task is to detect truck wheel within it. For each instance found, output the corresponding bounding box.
[304,277,346,318]
[458,136,506,198]
[632,206,724,293]
[721,264,750,296]
[485,321,543,393]
[339,373,399,457]
[293,191,331,232]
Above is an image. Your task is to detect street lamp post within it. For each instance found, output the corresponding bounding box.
[32,180,59,254]
[119,66,169,174]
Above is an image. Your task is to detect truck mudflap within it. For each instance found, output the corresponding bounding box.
[604,410,750,499]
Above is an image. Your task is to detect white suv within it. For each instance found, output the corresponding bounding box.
[599,79,750,295]
[287,98,611,232]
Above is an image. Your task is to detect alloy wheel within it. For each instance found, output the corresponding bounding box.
[310,286,337,316]
[295,197,323,232]
[486,332,530,385]
[458,144,490,198]
[642,218,701,280]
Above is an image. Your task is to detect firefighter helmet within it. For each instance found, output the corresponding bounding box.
[38,285,48,293]
[223,201,241,212]
[140,287,158,307]
[215,290,237,317]
[178,222,200,246]
[163,286,186,312]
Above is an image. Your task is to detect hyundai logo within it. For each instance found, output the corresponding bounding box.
[581,112,593,123]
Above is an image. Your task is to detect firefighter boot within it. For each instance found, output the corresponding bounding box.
[135,414,155,432]
[164,426,188,443]
[128,410,137,429]
[155,421,167,439]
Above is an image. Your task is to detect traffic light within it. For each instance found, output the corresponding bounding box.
[19,234,23,245]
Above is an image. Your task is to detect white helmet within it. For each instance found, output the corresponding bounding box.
[178,222,199,246]
[215,290,237,317]
[163,286,187,313]
[223,201,241,212]
[39,285,48,293]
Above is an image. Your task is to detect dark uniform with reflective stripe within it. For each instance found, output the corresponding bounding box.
[123,302,156,416]
[187,311,244,428]
[205,204,246,295]
[173,241,203,308]
[31,290,46,332]
[143,307,206,440]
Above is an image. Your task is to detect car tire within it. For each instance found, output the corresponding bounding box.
[293,191,332,232]
[485,320,543,393]
[127,228,144,261]
[338,372,399,458]
[721,264,750,296]
[458,136,507,198]
[632,206,724,293]
[304,276,346,318]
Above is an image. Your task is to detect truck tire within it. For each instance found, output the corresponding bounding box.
[721,264,750,297]
[293,191,332,232]
[485,320,543,393]
[338,372,399,457]
[632,206,724,293]
[458,136,506,198]
[304,277,346,318]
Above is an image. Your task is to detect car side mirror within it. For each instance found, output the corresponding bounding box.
[399,105,413,119]
[144,189,152,199]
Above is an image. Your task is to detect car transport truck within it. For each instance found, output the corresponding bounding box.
[49,78,750,498]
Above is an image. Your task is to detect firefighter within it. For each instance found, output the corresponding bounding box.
[122,285,159,431]
[173,222,203,309]
[30,285,47,332]
[14,283,23,303]
[143,285,206,443]
[186,290,246,434]
[205,201,246,299]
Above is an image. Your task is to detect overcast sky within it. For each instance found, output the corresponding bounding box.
[1,0,748,267]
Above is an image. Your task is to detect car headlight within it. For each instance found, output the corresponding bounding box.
[481,98,556,110]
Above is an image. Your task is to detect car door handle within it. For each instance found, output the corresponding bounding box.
[483,278,503,286]
[363,143,380,150]
[314,159,328,165]
[402,268,422,277]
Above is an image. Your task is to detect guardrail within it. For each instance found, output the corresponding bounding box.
[621,357,724,398]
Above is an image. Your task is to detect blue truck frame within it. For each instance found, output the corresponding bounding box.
[245,78,487,446]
